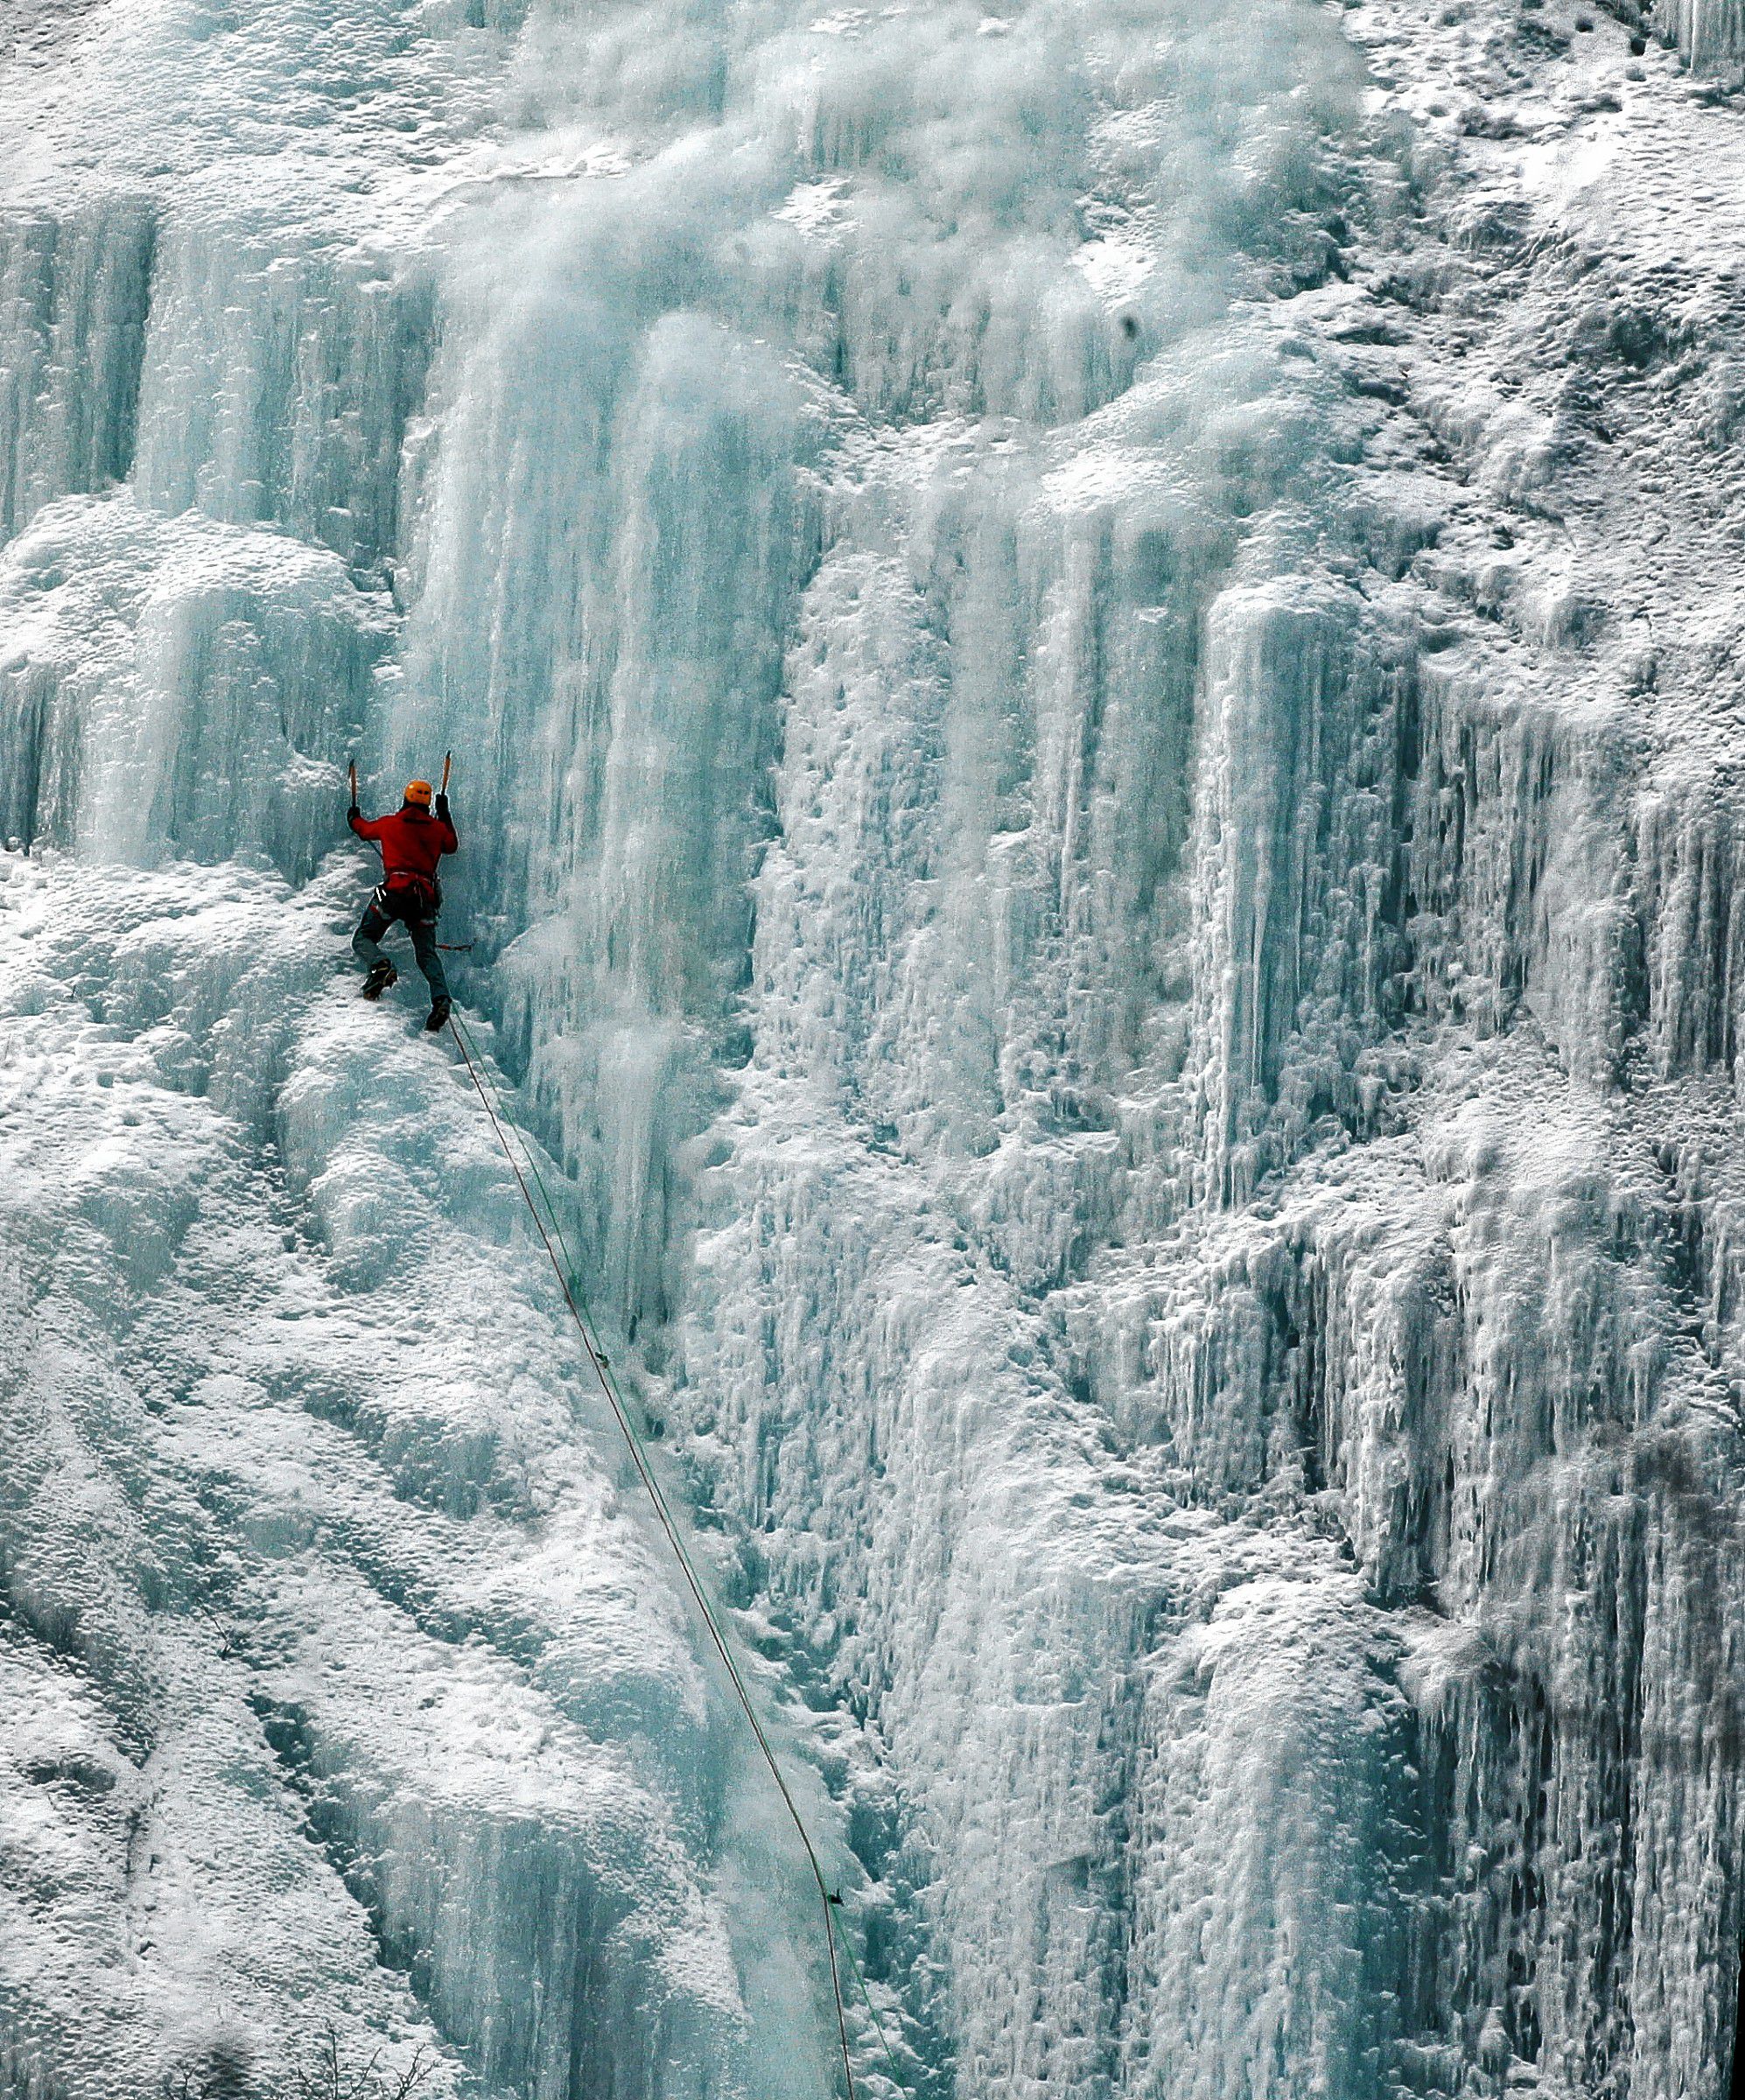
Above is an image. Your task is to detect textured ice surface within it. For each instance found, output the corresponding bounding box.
[6,0,1745,2096]
[0,856,837,2100]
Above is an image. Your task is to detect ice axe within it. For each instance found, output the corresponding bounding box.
[436,754,463,949]
[348,758,358,804]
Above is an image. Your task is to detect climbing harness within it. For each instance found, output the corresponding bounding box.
[375,871,443,919]
[445,1011,911,2100]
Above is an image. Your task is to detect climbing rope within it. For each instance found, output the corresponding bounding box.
[444,1011,911,2100]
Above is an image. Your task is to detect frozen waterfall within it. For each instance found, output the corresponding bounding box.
[5,0,1745,2096]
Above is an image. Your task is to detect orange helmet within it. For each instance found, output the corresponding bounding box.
[403,780,433,809]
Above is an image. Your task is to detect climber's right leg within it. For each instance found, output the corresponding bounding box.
[354,899,398,998]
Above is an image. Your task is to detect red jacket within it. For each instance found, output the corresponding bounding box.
[350,803,458,898]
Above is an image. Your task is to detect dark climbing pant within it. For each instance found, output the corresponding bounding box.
[354,892,449,1004]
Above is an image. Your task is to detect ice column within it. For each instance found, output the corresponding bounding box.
[0,197,154,541]
[1663,0,1745,66]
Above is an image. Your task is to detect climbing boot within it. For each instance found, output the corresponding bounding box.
[361,960,397,1000]
[424,995,452,1033]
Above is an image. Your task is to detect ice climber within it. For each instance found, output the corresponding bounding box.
[347,774,457,1031]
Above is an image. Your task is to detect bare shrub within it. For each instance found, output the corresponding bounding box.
[164,2026,439,2100]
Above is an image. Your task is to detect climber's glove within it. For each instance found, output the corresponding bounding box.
[348,802,361,821]
[435,794,450,821]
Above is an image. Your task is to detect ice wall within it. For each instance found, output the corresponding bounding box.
[0,3,840,2095]
[0,856,838,2100]
[5,0,1745,2097]
[0,198,154,543]
[1662,0,1745,66]
[0,497,388,874]
[382,0,1368,1339]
